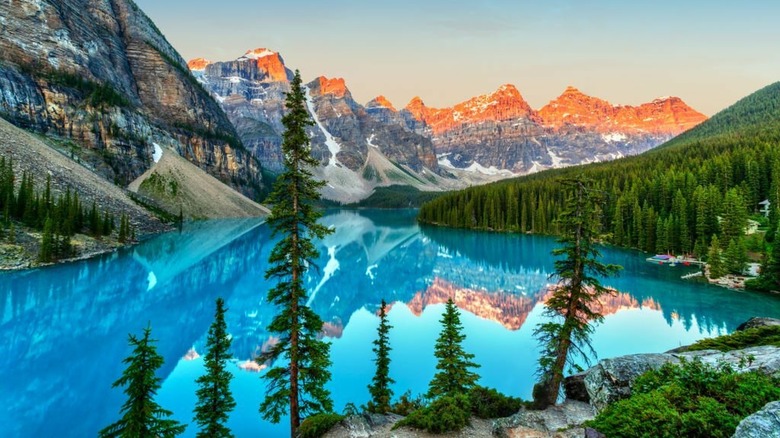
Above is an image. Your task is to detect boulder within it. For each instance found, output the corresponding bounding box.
[323,413,402,438]
[732,401,780,438]
[492,401,596,438]
[567,346,780,412]
[736,317,780,331]
[581,353,679,410]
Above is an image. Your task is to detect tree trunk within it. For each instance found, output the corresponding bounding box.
[290,176,300,437]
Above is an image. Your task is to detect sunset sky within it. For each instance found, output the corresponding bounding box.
[135,0,780,115]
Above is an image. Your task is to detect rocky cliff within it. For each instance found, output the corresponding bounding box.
[193,50,449,202]
[402,84,707,175]
[0,0,263,197]
[190,46,707,199]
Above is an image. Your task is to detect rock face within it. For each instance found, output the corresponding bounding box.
[194,52,447,202]
[402,85,707,175]
[733,401,780,438]
[538,86,705,135]
[190,46,706,199]
[492,401,597,438]
[736,317,780,331]
[0,0,262,197]
[565,346,780,411]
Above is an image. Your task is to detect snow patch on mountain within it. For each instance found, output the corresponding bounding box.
[152,143,163,163]
[240,49,275,60]
[305,86,342,167]
[602,133,627,143]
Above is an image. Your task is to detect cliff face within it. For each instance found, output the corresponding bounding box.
[190,45,707,196]
[0,0,262,196]
[193,51,445,202]
[401,85,707,174]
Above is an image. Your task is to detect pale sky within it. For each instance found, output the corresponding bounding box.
[135,0,780,116]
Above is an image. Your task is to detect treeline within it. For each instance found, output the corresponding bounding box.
[1,157,135,262]
[101,298,524,437]
[419,83,780,268]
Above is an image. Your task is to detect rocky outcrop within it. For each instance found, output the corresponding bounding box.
[736,317,780,331]
[492,401,596,438]
[732,401,780,438]
[565,346,780,411]
[538,86,706,135]
[0,0,262,197]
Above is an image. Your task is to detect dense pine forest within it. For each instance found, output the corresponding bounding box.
[0,156,134,262]
[419,83,780,267]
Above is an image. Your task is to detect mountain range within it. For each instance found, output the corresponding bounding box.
[190,48,706,202]
[0,0,707,218]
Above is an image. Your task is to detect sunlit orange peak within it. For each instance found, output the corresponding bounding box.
[317,76,348,97]
[373,95,396,111]
[187,58,211,71]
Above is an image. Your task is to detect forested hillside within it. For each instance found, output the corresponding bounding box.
[418,82,780,260]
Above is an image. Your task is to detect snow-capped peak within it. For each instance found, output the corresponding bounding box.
[239,48,277,60]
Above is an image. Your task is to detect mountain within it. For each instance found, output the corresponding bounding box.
[402,85,707,174]
[418,82,780,259]
[194,50,453,203]
[128,144,269,219]
[190,47,706,201]
[0,0,263,198]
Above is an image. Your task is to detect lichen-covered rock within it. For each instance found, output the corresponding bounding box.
[732,401,780,438]
[582,353,679,411]
[736,317,780,331]
[568,346,780,411]
[492,401,596,438]
[0,0,263,197]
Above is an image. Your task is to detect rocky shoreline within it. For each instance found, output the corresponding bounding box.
[323,317,780,437]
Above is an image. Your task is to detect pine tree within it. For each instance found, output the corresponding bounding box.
[118,214,128,243]
[707,235,725,279]
[100,325,185,437]
[259,70,334,436]
[194,298,236,438]
[426,298,480,400]
[38,216,54,263]
[367,299,394,414]
[533,179,621,409]
[724,238,748,275]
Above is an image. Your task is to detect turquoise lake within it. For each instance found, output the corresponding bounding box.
[3,209,780,437]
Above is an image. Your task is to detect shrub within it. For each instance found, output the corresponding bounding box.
[586,358,780,437]
[685,325,780,352]
[393,394,471,434]
[298,413,344,438]
[390,391,427,416]
[468,386,526,418]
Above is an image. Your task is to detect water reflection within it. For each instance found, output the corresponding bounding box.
[2,210,780,437]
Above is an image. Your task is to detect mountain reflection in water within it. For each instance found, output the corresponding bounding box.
[2,210,780,437]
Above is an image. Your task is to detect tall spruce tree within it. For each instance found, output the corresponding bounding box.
[367,299,394,414]
[194,298,236,438]
[259,69,334,436]
[426,298,480,399]
[100,325,185,437]
[533,179,621,408]
[707,235,725,279]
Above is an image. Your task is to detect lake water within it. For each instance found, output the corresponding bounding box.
[3,209,780,437]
